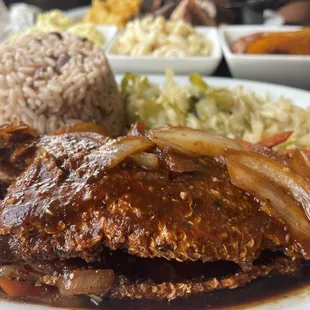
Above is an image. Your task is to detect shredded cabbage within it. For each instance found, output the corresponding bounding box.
[121,69,310,150]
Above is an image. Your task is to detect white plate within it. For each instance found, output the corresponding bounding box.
[0,76,309,310]
[107,27,222,75]
[218,26,310,90]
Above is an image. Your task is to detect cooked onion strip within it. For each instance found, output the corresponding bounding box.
[0,265,42,283]
[291,150,310,180]
[226,150,310,221]
[130,152,159,170]
[58,269,115,297]
[84,136,154,170]
[149,126,245,157]
[54,122,110,136]
[0,278,47,297]
[159,149,210,173]
[226,159,310,259]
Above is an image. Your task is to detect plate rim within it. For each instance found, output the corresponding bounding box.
[116,74,310,101]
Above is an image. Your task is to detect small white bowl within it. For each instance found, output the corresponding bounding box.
[106,26,222,75]
[218,26,310,90]
[66,6,89,21]
[95,25,118,50]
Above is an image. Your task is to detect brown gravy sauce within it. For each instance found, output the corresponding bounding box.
[1,262,310,310]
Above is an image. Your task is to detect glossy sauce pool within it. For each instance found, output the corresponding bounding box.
[1,262,310,310]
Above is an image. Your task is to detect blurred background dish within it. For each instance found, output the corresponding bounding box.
[230,28,310,55]
[107,25,222,74]
[218,25,310,89]
[83,0,142,28]
[110,15,212,57]
[1,7,118,48]
[3,0,310,27]
[13,9,105,45]
[1,0,310,87]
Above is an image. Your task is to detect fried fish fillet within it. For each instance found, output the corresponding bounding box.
[0,122,308,301]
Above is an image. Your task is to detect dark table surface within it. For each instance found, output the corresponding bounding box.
[213,58,232,78]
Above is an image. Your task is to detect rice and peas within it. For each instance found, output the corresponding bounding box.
[0,29,309,149]
[0,32,124,136]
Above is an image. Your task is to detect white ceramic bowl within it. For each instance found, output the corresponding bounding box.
[106,26,222,75]
[95,25,118,50]
[66,6,89,21]
[218,26,310,90]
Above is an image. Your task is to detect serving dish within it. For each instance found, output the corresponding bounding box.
[65,6,89,21]
[218,26,310,90]
[0,76,309,310]
[107,27,222,74]
[95,25,118,49]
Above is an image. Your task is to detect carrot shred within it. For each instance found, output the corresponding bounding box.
[235,131,293,150]
[234,139,255,148]
[258,131,293,148]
